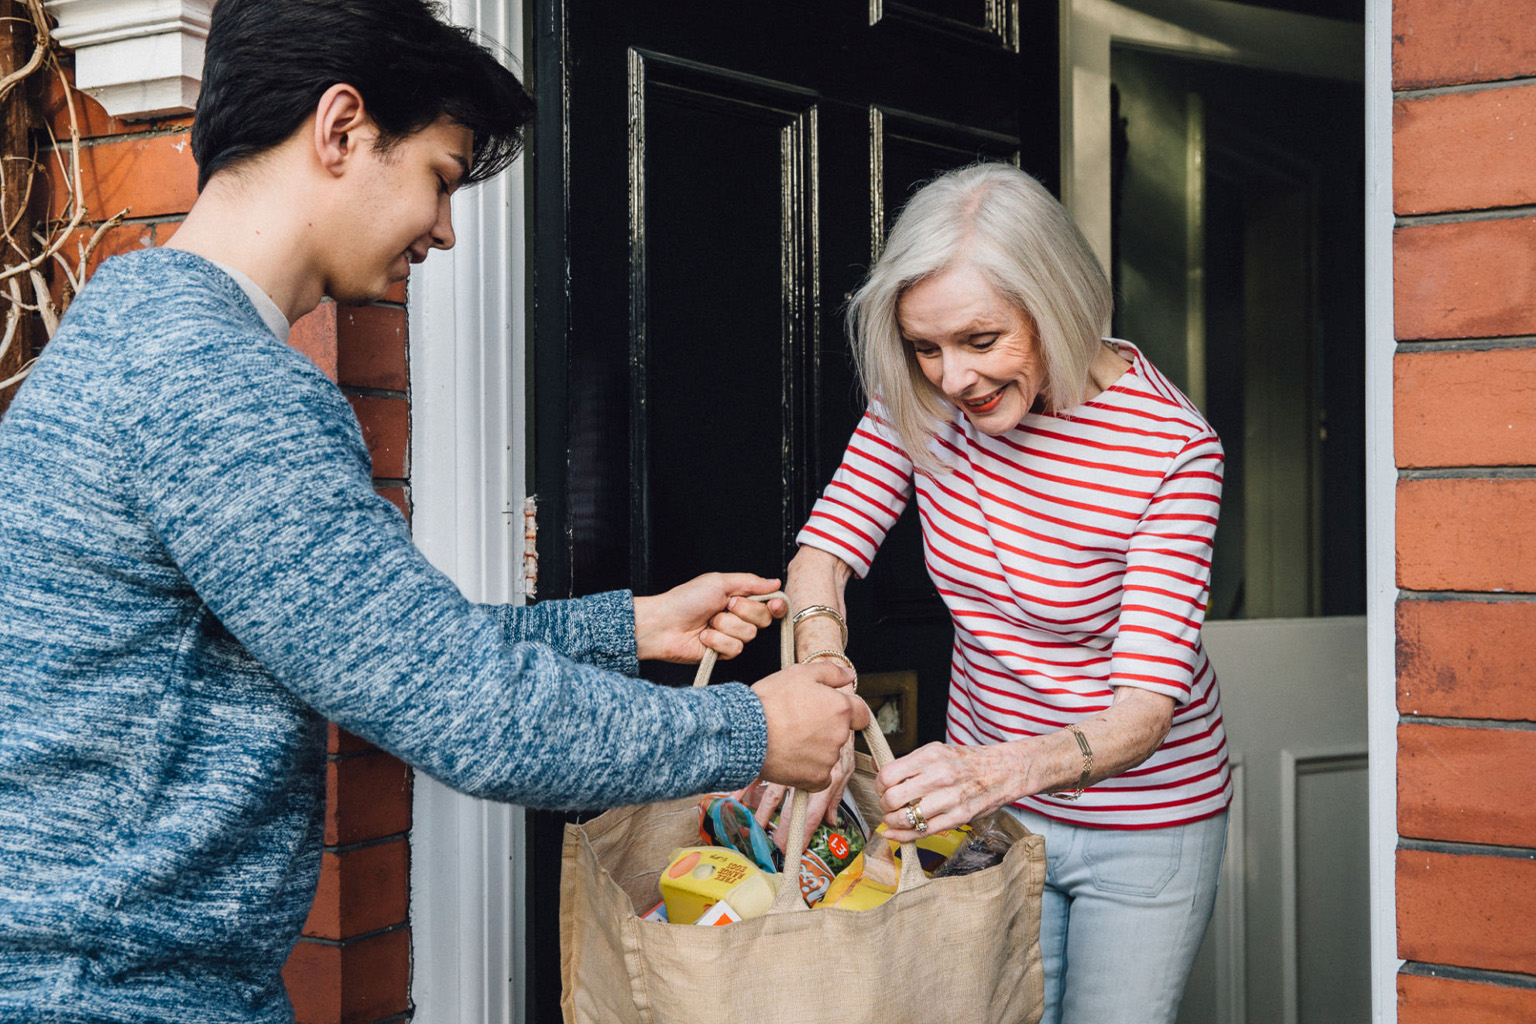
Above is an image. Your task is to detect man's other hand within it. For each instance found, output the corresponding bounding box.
[632,572,787,663]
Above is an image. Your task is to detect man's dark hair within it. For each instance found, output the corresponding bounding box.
[191,0,535,191]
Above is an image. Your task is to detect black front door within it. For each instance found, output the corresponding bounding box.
[528,3,1056,1016]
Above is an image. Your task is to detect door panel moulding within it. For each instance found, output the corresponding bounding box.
[870,0,1020,52]
[868,106,1022,261]
[1210,757,1246,1024]
[624,49,821,591]
[408,0,527,1020]
[1280,748,1371,1024]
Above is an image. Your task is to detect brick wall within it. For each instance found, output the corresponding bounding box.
[1392,1,1536,1019]
[35,63,417,1023]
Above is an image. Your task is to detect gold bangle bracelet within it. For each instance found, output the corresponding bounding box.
[1055,724,1094,801]
[790,605,848,646]
[801,648,857,692]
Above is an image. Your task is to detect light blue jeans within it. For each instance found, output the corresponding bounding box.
[1006,807,1229,1024]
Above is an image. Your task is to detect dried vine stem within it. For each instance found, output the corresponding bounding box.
[0,0,129,394]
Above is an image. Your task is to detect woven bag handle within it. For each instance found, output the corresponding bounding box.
[691,592,928,913]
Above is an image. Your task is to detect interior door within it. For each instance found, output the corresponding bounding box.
[1067,3,1369,1022]
[1182,618,1370,1024]
[527,3,1057,1018]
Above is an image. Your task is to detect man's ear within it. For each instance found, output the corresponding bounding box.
[313,83,371,177]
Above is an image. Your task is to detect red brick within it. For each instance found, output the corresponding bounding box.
[40,61,194,142]
[1399,723,1536,846]
[1393,0,1536,89]
[45,132,198,222]
[302,840,409,940]
[344,394,409,480]
[1394,86,1536,215]
[290,302,338,382]
[1394,218,1536,340]
[1399,971,1536,1024]
[1398,598,1536,720]
[337,306,407,391]
[324,751,411,846]
[283,928,411,1024]
[1396,477,1536,592]
[1397,848,1536,973]
[1394,348,1536,467]
[374,486,410,522]
[326,722,373,756]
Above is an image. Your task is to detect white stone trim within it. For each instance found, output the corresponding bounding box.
[1363,0,1400,1018]
[44,0,211,119]
[406,0,527,1018]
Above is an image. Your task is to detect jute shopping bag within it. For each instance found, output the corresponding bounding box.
[559,597,1046,1024]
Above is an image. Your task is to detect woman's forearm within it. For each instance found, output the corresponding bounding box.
[785,545,856,662]
[1015,686,1175,799]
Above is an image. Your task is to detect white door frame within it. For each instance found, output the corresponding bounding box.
[1363,0,1401,1019]
[407,1,529,1020]
[1060,0,1398,1019]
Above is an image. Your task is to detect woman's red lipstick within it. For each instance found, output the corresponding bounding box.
[962,387,1005,415]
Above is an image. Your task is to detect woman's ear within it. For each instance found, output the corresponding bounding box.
[313,83,370,177]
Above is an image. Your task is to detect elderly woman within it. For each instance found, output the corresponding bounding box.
[784,163,1230,1024]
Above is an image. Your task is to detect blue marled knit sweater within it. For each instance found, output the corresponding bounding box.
[0,248,767,1022]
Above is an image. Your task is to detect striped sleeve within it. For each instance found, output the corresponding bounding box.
[1109,432,1224,704]
[795,405,915,577]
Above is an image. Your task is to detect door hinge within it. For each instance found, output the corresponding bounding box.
[521,494,538,602]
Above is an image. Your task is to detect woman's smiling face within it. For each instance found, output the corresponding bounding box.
[898,261,1045,435]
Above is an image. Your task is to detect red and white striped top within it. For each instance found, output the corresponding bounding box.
[798,341,1231,829]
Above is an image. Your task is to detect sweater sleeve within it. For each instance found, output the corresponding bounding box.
[119,336,765,809]
[1109,432,1224,705]
[795,405,914,577]
[480,592,640,676]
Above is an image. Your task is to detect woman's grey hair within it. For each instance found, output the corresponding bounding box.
[847,162,1113,472]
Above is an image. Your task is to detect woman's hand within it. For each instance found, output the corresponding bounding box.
[750,663,867,790]
[874,688,1177,841]
[736,734,857,850]
[632,572,787,663]
[874,740,1025,842]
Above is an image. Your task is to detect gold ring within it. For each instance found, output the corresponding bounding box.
[909,800,928,834]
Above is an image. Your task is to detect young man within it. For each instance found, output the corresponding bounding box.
[0,1,865,1020]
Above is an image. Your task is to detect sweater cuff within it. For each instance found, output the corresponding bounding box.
[572,590,640,675]
[706,681,769,789]
[492,589,639,675]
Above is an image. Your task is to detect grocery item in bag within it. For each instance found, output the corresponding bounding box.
[697,795,781,871]
[820,849,897,911]
[659,847,777,925]
[870,822,976,876]
[797,817,867,906]
[934,824,1015,878]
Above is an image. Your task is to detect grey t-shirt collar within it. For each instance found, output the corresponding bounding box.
[207,259,290,343]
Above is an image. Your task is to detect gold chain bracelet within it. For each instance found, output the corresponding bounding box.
[1055,724,1093,800]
